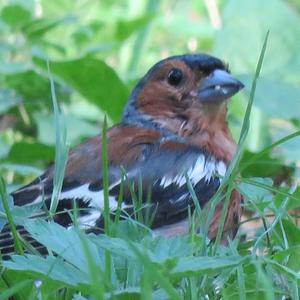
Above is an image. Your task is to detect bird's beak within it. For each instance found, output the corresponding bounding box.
[197,69,244,103]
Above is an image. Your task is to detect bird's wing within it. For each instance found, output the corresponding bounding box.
[11,124,226,231]
[0,124,228,257]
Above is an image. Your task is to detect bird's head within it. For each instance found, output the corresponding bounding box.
[123,54,244,160]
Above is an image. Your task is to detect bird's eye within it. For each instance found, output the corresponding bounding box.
[167,68,183,86]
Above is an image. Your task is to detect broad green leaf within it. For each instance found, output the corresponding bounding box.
[106,288,141,300]
[10,202,43,221]
[23,219,105,273]
[116,15,154,41]
[33,56,129,121]
[34,112,100,146]
[214,0,300,79]
[141,235,197,261]
[72,21,105,46]
[264,258,300,281]
[241,75,300,120]
[240,150,291,179]
[274,246,300,272]
[5,70,51,102]
[282,187,300,210]
[239,178,273,210]
[269,123,300,162]
[1,4,32,29]
[90,234,155,262]
[3,255,89,286]
[170,255,245,279]
[23,15,76,40]
[221,269,277,300]
[92,225,195,263]
[6,141,54,164]
[1,269,40,298]
[273,219,300,246]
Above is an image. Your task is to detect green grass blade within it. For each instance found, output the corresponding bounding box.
[255,259,275,300]
[0,177,23,255]
[206,31,270,252]
[0,279,33,300]
[240,177,298,201]
[128,240,181,300]
[237,30,270,148]
[141,271,152,300]
[79,232,106,298]
[241,130,300,172]
[253,185,293,251]
[101,115,112,283]
[114,173,125,226]
[47,61,69,216]
[102,115,110,236]
[228,240,246,300]
[213,186,233,251]
[127,0,160,73]
[263,258,300,280]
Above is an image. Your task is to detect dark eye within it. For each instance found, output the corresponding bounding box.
[167,68,183,86]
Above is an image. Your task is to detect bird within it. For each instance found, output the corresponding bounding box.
[1,53,244,256]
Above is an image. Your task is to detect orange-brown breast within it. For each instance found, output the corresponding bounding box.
[182,102,236,162]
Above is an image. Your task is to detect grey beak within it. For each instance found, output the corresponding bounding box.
[197,69,244,102]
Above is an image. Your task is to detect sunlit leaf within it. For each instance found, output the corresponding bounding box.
[214,0,300,78]
[5,70,50,102]
[23,15,76,40]
[3,255,89,286]
[33,56,128,121]
[241,76,300,119]
[1,4,32,29]
[116,15,154,41]
[6,141,55,164]
[170,255,245,279]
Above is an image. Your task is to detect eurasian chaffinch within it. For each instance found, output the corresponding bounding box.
[2,54,244,255]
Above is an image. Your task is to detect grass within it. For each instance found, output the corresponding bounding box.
[0,177,23,256]
[0,32,300,299]
[47,61,69,217]
[213,30,270,252]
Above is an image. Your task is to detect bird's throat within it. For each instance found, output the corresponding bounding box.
[153,103,236,162]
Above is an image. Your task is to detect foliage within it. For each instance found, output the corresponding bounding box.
[0,0,300,299]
